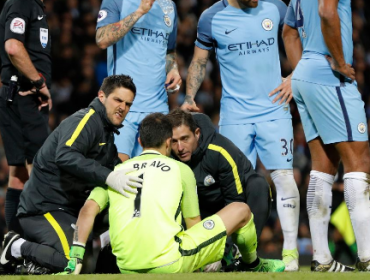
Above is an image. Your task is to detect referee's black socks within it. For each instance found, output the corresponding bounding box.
[5,188,23,232]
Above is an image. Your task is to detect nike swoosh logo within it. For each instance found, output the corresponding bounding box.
[281,196,297,201]
[287,158,293,162]
[38,15,44,20]
[0,234,19,265]
[225,28,237,35]
[99,143,106,146]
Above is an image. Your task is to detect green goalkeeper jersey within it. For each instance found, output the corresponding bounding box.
[89,150,199,270]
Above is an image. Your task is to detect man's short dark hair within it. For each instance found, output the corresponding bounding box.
[100,74,136,97]
[139,113,172,148]
[166,108,198,133]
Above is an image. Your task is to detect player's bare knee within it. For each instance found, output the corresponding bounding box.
[231,202,251,227]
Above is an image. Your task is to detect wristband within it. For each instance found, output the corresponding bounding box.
[30,73,46,90]
[70,245,85,260]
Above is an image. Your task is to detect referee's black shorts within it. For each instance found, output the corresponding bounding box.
[0,85,49,165]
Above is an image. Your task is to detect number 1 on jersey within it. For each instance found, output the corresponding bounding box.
[132,174,144,218]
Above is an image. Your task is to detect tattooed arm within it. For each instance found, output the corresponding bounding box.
[96,0,156,49]
[165,50,182,92]
[165,51,178,74]
[181,46,211,112]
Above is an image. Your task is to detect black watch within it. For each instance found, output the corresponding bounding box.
[30,76,45,90]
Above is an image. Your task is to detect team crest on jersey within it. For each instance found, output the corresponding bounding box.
[10,18,25,34]
[204,175,215,186]
[97,10,107,22]
[163,15,172,27]
[203,220,215,230]
[358,123,366,134]
[40,28,48,48]
[262,18,273,31]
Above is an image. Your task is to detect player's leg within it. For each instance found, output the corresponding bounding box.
[254,119,300,271]
[244,173,271,240]
[130,112,168,158]
[329,83,370,271]
[173,203,284,273]
[332,141,370,271]
[218,124,272,264]
[219,124,271,239]
[115,112,141,162]
[219,123,257,168]
[218,203,285,272]
[294,80,355,272]
[306,138,345,271]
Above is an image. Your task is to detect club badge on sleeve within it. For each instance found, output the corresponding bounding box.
[164,15,172,27]
[358,123,366,134]
[40,28,48,48]
[203,220,215,230]
[10,18,25,34]
[97,10,107,22]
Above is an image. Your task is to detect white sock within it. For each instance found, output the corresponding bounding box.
[344,172,370,262]
[271,169,300,251]
[11,238,26,259]
[307,170,334,264]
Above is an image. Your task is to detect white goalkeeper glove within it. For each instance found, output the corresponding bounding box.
[106,168,143,197]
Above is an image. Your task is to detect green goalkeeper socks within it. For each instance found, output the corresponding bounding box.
[231,213,257,264]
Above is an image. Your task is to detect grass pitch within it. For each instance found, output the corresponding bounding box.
[1,267,369,280]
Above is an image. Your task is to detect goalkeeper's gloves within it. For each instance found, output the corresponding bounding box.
[60,244,85,275]
[106,168,143,197]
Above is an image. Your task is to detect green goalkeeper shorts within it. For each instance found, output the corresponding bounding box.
[120,214,227,274]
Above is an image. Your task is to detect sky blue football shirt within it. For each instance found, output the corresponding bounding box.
[285,0,353,86]
[97,0,178,112]
[196,0,291,125]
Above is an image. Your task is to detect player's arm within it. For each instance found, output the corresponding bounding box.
[96,0,155,49]
[165,50,182,93]
[269,23,302,104]
[268,0,293,105]
[181,46,211,112]
[318,0,355,80]
[164,7,181,94]
[185,216,202,229]
[282,24,302,71]
[60,187,109,275]
[180,164,201,228]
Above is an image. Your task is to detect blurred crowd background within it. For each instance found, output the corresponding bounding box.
[0,0,369,266]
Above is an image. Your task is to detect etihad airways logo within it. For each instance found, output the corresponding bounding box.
[131,27,170,46]
[228,37,275,56]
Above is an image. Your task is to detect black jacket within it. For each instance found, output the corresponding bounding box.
[18,98,121,217]
[185,113,256,215]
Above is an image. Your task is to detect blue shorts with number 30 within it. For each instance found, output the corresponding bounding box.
[219,118,294,170]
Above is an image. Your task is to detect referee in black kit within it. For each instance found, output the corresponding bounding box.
[0,0,52,233]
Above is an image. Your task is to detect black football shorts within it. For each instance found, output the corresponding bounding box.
[0,86,49,165]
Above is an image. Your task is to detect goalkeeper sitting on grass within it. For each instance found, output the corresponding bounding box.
[60,113,285,274]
